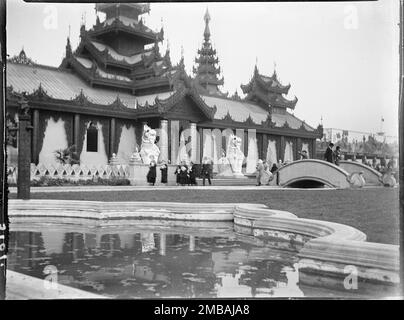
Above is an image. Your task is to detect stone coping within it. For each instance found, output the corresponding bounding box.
[6,270,106,300]
[7,199,400,296]
[8,185,345,193]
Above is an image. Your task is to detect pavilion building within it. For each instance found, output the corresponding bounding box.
[6,3,323,173]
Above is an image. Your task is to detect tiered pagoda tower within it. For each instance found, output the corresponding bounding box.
[60,3,174,95]
[192,8,226,97]
[241,65,298,114]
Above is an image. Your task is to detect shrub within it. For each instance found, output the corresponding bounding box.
[28,176,130,187]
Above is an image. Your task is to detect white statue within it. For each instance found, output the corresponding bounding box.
[350,172,366,188]
[139,124,160,164]
[382,172,397,187]
[227,135,245,176]
[217,150,232,176]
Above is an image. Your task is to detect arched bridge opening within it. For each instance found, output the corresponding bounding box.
[269,159,352,189]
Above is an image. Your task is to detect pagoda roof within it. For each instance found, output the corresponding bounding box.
[88,14,163,44]
[90,40,148,65]
[7,61,317,135]
[241,66,297,109]
[201,94,313,131]
[6,62,175,109]
[96,3,151,16]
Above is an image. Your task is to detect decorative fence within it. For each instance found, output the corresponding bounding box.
[7,163,131,184]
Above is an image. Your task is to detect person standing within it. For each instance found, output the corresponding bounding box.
[201,157,213,186]
[160,161,168,185]
[334,146,342,166]
[324,142,334,163]
[380,155,387,168]
[178,164,188,186]
[147,159,157,186]
[255,159,265,186]
[188,161,198,186]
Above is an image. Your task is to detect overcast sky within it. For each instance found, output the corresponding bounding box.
[6,1,400,137]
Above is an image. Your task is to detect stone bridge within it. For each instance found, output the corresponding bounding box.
[339,160,382,186]
[269,159,352,188]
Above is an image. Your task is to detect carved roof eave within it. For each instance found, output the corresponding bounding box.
[261,114,277,128]
[240,81,253,95]
[88,20,163,43]
[80,39,142,69]
[256,74,290,95]
[206,116,320,138]
[272,96,298,110]
[153,87,216,120]
[5,84,145,119]
[66,56,135,90]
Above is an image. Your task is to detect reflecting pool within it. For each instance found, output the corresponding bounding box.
[6,221,399,298]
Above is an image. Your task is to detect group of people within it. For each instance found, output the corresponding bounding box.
[146,156,214,186]
[324,142,342,166]
[255,159,278,186]
[324,142,398,171]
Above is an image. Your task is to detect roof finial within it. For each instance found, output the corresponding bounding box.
[68,24,71,39]
[203,7,211,41]
[181,45,184,59]
[254,58,259,75]
[273,61,277,78]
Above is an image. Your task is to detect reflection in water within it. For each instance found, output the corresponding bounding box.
[8,226,304,298]
[7,226,395,298]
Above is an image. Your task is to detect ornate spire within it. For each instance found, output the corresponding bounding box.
[8,48,35,65]
[273,61,277,79]
[192,8,225,96]
[204,7,211,41]
[65,36,72,57]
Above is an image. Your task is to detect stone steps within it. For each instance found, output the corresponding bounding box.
[195,176,257,186]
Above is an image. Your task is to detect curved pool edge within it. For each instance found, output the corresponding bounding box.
[8,199,400,289]
[6,270,106,300]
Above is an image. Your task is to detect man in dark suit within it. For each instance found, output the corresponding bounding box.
[201,157,213,186]
[324,142,334,163]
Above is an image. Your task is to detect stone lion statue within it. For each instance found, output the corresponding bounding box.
[139,124,160,164]
[227,134,245,175]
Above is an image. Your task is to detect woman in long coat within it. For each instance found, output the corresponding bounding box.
[147,160,157,186]
[178,165,189,186]
[188,161,197,186]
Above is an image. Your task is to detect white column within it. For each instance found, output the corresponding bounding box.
[246,129,258,174]
[159,119,169,162]
[202,129,212,160]
[189,235,195,252]
[170,120,179,164]
[159,233,166,256]
[190,122,198,163]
